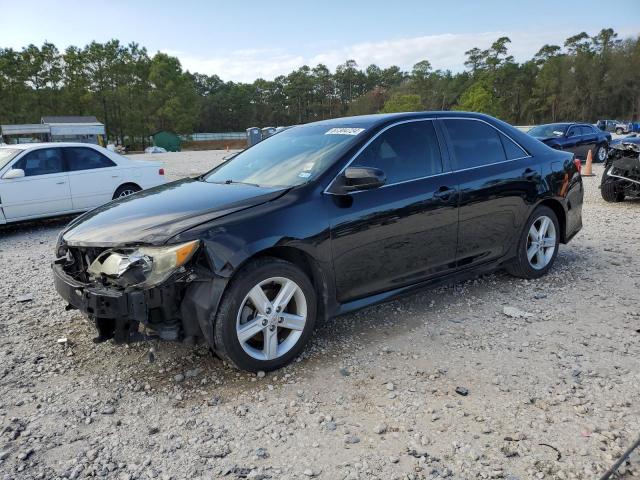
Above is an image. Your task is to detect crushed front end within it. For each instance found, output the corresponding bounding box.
[52,239,222,345]
[602,142,640,198]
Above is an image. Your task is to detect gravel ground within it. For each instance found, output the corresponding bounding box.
[0,161,639,480]
[128,150,238,181]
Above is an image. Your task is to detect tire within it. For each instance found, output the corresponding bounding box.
[601,180,625,202]
[615,128,624,135]
[595,144,608,163]
[113,183,141,199]
[212,257,317,372]
[505,206,560,279]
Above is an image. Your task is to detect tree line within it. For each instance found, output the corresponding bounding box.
[0,28,637,148]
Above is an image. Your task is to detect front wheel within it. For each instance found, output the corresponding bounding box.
[601,179,625,202]
[595,144,608,163]
[505,206,560,279]
[213,257,317,372]
[615,128,624,135]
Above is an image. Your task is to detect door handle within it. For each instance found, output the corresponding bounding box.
[433,186,454,201]
[56,181,66,185]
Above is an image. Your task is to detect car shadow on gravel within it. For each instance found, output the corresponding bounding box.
[123,250,586,399]
[50,246,589,401]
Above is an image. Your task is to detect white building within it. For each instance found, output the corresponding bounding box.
[0,116,106,145]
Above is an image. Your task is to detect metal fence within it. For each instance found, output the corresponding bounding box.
[184,132,246,141]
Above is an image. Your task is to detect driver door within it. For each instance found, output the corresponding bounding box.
[325,120,459,302]
[0,147,72,220]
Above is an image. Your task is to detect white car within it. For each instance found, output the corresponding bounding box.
[0,143,166,224]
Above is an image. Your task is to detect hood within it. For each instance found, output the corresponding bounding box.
[62,178,287,246]
[611,137,640,146]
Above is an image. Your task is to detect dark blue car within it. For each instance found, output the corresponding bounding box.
[528,123,611,162]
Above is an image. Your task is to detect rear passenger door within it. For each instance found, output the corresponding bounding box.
[64,147,121,210]
[0,147,72,220]
[439,118,538,268]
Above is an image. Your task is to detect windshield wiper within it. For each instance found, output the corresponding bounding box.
[223,179,261,187]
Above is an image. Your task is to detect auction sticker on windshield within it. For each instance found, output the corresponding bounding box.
[325,127,365,136]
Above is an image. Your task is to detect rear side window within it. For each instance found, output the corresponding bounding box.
[580,126,594,135]
[14,148,65,176]
[567,126,580,137]
[442,119,505,169]
[354,120,443,183]
[499,133,527,160]
[65,147,116,171]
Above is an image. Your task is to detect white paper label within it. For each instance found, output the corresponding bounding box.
[325,127,365,136]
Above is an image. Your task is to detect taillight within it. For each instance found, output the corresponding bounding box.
[159,168,165,176]
[573,158,581,174]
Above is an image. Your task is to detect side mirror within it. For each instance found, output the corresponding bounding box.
[3,168,25,179]
[341,166,386,192]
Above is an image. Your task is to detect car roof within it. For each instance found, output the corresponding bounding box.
[302,111,504,129]
[0,142,105,150]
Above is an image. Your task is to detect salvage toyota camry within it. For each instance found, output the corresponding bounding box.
[53,112,583,372]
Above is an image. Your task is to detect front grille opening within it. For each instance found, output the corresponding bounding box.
[64,247,109,283]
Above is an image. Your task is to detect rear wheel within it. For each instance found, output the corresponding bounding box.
[615,127,624,135]
[113,183,141,199]
[213,257,317,372]
[505,206,560,279]
[601,180,625,202]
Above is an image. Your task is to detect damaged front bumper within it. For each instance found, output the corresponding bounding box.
[52,257,227,346]
[53,262,175,342]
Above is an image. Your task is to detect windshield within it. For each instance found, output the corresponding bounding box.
[528,124,568,138]
[0,148,20,170]
[204,125,364,188]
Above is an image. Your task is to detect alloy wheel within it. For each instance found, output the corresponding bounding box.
[526,215,556,270]
[597,146,607,162]
[236,277,307,361]
[118,189,136,197]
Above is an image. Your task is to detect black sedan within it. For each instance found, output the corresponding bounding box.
[52,112,583,372]
[528,122,611,162]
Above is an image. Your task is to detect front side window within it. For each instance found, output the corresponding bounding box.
[13,148,65,176]
[443,119,505,169]
[65,147,116,171]
[205,125,360,188]
[353,121,443,184]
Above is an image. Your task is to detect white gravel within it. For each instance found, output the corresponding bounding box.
[128,150,239,181]
[0,161,638,479]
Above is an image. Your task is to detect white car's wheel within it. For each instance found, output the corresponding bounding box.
[113,184,141,199]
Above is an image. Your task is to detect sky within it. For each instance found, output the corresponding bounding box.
[1,0,638,82]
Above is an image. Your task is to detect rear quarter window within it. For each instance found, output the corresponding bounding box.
[499,133,527,160]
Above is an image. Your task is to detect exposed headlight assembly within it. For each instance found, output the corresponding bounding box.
[87,240,199,288]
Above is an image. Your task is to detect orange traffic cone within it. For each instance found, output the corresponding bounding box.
[582,149,595,177]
